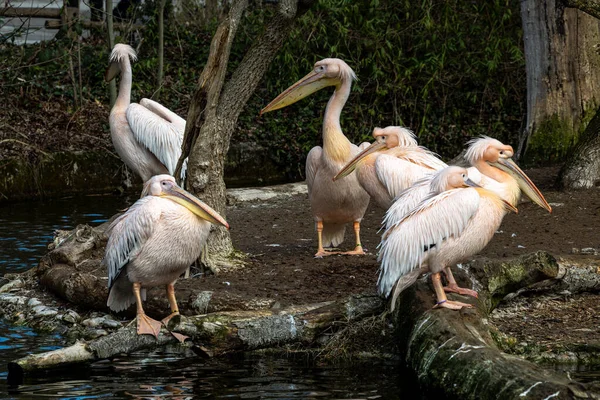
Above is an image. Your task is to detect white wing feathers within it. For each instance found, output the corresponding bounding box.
[305,146,322,196]
[382,177,433,230]
[139,98,186,131]
[377,188,481,297]
[375,155,434,201]
[103,197,161,289]
[127,102,184,176]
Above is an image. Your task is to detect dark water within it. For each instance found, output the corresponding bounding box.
[0,194,424,399]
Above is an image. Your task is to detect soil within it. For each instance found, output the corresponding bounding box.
[184,166,599,306]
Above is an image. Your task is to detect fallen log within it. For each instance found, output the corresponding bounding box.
[7,294,384,381]
[392,279,600,399]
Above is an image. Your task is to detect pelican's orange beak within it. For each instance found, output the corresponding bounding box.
[489,158,552,213]
[260,70,337,115]
[333,141,387,181]
[163,186,229,229]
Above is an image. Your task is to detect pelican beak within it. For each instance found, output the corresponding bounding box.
[105,62,120,82]
[489,158,552,213]
[163,186,230,229]
[464,178,481,188]
[333,141,387,181]
[260,70,336,115]
[502,199,519,214]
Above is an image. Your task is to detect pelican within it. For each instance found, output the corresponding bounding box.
[334,126,448,209]
[105,44,187,182]
[382,136,552,230]
[260,58,370,257]
[104,174,228,338]
[378,166,518,310]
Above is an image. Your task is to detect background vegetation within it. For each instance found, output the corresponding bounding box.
[0,0,525,182]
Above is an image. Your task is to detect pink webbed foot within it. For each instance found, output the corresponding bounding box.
[342,246,366,256]
[314,250,339,258]
[161,312,189,343]
[443,284,478,298]
[433,300,473,310]
[137,313,162,338]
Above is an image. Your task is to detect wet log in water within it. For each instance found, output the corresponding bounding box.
[8,295,384,380]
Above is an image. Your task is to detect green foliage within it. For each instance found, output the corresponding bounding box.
[0,0,525,181]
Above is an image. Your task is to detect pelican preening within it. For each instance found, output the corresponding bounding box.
[378,166,518,311]
[104,175,228,339]
[334,126,448,209]
[106,44,187,182]
[261,58,371,257]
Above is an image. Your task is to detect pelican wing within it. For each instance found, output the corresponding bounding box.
[305,146,322,197]
[375,155,435,200]
[104,197,161,289]
[377,188,481,297]
[139,98,186,131]
[382,176,433,230]
[126,102,185,175]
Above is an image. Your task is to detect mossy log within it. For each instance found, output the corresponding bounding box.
[393,283,600,399]
[8,294,383,380]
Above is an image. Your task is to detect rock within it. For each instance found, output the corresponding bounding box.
[27,298,42,307]
[191,291,213,314]
[82,317,106,328]
[0,279,24,293]
[31,306,58,318]
[62,310,81,324]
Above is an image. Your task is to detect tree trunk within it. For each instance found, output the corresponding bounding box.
[157,0,166,92]
[106,0,117,107]
[558,0,600,188]
[176,0,314,271]
[518,0,600,164]
[559,106,600,188]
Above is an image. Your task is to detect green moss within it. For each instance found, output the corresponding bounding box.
[524,114,577,165]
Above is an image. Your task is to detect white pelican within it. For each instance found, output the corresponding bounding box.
[334,126,448,209]
[104,175,228,338]
[380,137,552,302]
[260,58,370,257]
[378,166,518,311]
[105,44,187,182]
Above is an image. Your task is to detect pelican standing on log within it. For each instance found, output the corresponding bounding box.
[260,58,370,257]
[378,166,518,310]
[104,175,228,339]
[334,126,447,209]
[105,44,187,182]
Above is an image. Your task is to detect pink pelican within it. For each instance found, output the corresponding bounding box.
[381,137,552,302]
[334,126,448,209]
[378,166,518,310]
[260,58,370,257]
[105,44,186,182]
[104,175,228,338]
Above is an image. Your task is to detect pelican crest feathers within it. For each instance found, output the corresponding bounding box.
[464,136,504,166]
[110,43,138,64]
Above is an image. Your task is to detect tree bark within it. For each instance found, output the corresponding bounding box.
[106,0,117,107]
[157,0,166,92]
[175,0,314,271]
[559,106,600,188]
[558,0,600,188]
[518,0,600,163]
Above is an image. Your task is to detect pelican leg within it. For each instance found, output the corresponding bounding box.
[431,272,472,310]
[342,221,366,256]
[133,282,162,338]
[162,283,188,343]
[314,221,337,258]
[443,267,478,298]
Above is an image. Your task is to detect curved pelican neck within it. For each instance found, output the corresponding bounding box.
[473,160,509,183]
[322,78,352,162]
[115,58,132,109]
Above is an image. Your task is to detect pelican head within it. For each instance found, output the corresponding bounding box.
[431,166,480,193]
[333,126,417,181]
[465,136,551,213]
[260,58,356,115]
[142,175,229,229]
[105,43,138,82]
